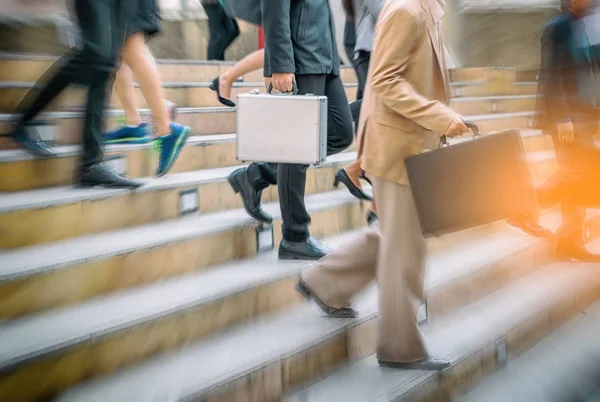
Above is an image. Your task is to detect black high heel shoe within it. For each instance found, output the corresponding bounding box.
[210,77,236,107]
[333,168,372,201]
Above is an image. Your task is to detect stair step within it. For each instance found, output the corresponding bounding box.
[451,95,537,115]
[0,128,553,193]
[0,56,357,84]
[451,82,537,98]
[2,212,599,400]
[0,133,241,191]
[0,189,368,318]
[0,80,538,115]
[0,225,543,399]
[0,152,359,248]
[48,260,600,402]
[283,255,600,402]
[0,81,359,113]
[458,296,600,402]
[0,148,559,249]
[0,98,538,149]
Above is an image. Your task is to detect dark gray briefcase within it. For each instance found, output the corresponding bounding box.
[404,122,537,238]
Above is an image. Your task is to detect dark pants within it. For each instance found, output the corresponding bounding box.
[203,2,240,60]
[537,118,600,243]
[247,74,354,241]
[348,50,371,128]
[14,0,130,167]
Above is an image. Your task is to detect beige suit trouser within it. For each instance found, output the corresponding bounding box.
[302,177,428,362]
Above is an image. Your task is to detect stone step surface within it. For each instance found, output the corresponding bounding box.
[0,54,535,85]
[0,108,538,152]
[0,152,360,248]
[457,300,600,402]
[0,189,368,318]
[0,128,552,192]
[0,133,243,191]
[283,242,600,402]
[0,80,538,114]
[49,257,600,402]
[0,55,354,84]
[1,210,598,400]
[0,221,559,400]
[0,149,559,249]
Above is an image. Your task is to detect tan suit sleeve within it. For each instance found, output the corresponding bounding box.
[369,7,457,135]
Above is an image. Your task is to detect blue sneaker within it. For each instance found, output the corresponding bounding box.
[154,123,190,177]
[105,123,152,144]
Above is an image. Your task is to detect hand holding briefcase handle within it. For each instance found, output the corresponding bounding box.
[440,120,480,148]
[267,82,299,95]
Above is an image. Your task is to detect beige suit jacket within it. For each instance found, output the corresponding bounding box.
[357,0,458,185]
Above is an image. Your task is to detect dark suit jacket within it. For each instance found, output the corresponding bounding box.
[536,11,598,132]
[260,0,340,77]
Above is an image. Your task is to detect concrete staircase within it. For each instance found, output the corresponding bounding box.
[0,54,599,401]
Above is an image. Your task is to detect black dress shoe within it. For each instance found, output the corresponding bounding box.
[557,241,600,262]
[228,167,273,224]
[507,215,553,237]
[296,279,358,318]
[209,77,236,107]
[378,357,450,371]
[333,168,372,201]
[78,163,143,189]
[279,237,331,261]
[10,123,55,158]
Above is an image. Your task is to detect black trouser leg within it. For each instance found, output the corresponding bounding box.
[541,120,599,242]
[203,2,240,60]
[248,74,353,241]
[15,0,128,167]
[349,51,371,126]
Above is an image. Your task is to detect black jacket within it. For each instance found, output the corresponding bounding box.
[536,11,599,131]
[260,0,340,77]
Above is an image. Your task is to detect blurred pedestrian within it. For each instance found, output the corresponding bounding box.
[509,0,600,262]
[228,0,355,261]
[105,0,191,177]
[298,0,468,371]
[202,0,240,61]
[9,0,141,189]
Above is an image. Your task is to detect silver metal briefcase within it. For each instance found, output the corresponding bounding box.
[236,90,328,165]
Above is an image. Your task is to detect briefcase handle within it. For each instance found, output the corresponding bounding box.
[267,81,299,96]
[440,120,480,147]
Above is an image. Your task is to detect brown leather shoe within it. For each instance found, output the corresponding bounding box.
[295,279,358,318]
[507,215,553,237]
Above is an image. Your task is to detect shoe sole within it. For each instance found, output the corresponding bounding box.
[105,137,152,145]
[156,127,190,177]
[278,251,323,261]
[507,220,552,237]
[378,360,450,371]
[11,136,55,158]
[228,171,274,225]
[334,170,372,201]
[295,281,358,318]
[78,182,142,189]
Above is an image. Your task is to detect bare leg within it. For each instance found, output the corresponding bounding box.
[113,62,143,127]
[343,160,365,190]
[220,48,265,99]
[122,32,171,137]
